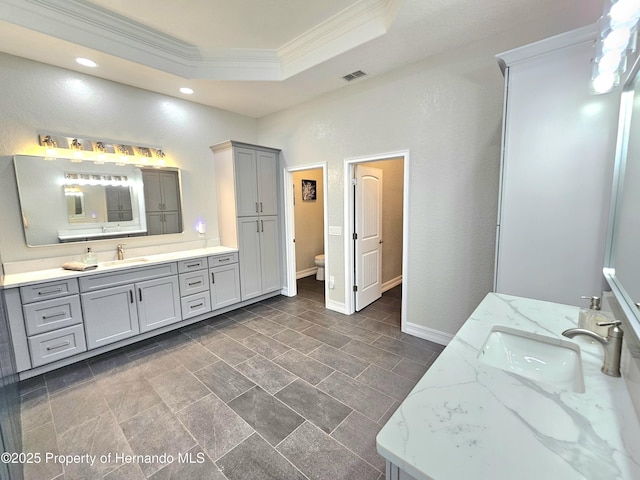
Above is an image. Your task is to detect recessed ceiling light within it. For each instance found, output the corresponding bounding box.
[180,87,194,95]
[76,57,98,68]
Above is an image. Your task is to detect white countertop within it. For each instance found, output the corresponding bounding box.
[376,293,640,480]
[0,246,237,288]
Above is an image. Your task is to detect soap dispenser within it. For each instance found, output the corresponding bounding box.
[82,247,98,265]
[578,295,613,338]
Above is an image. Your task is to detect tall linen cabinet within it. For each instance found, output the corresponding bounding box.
[494,26,622,306]
[211,141,282,301]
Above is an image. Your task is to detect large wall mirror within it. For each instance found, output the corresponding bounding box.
[605,59,640,338]
[14,155,183,246]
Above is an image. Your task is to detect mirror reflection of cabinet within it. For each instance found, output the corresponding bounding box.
[105,186,133,222]
[142,169,182,235]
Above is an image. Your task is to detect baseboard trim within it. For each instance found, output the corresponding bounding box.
[296,267,317,279]
[326,299,349,315]
[381,275,402,293]
[404,321,453,346]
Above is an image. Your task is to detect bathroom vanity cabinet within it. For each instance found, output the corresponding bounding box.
[211,141,282,301]
[2,247,269,378]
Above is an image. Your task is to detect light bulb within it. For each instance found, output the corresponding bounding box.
[598,51,622,73]
[603,28,631,53]
[593,72,616,94]
[610,0,640,23]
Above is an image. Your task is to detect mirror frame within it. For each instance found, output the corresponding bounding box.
[604,54,640,339]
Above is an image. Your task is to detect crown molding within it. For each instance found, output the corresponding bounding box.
[0,0,400,81]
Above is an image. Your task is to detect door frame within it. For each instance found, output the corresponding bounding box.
[283,162,329,299]
[344,151,409,324]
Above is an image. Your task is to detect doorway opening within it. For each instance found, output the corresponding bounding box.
[344,152,408,327]
[283,163,328,302]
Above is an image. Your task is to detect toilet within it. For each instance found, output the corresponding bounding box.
[314,254,325,281]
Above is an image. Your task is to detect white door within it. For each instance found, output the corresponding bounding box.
[355,165,383,311]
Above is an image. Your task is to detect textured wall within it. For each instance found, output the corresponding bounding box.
[258,40,504,336]
[0,53,257,265]
[293,168,324,274]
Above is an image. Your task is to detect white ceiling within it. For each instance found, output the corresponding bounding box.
[0,0,603,118]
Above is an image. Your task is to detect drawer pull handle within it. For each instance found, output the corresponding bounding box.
[42,311,66,320]
[47,341,70,351]
[261,220,264,232]
[38,287,63,296]
[260,202,263,213]
[129,290,134,304]
[186,263,200,268]
[255,202,259,213]
[138,288,143,301]
[188,281,202,286]
[211,272,215,284]
[218,257,231,262]
[191,303,204,309]
[256,220,259,233]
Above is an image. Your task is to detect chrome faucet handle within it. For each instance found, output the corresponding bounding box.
[596,320,622,328]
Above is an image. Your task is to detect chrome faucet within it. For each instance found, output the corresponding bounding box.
[562,321,623,377]
[117,244,125,260]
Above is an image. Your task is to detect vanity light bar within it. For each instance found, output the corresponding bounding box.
[592,0,640,94]
[63,172,133,187]
[38,134,167,165]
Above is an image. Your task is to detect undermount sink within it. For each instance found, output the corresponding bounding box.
[477,326,585,393]
[101,257,150,266]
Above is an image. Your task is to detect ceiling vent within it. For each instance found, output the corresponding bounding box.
[342,70,367,82]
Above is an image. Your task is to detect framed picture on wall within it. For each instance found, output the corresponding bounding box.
[302,179,316,200]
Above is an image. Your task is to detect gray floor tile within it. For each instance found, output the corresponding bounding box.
[340,340,402,371]
[222,308,257,322]
[120,402,196,477]
[301,324,351,348]
[58,411,133,480]
[244,303,281,319]
[148,365,211,412]
[239,316,286,336]
[273,329,323,354]
[103,463,146,480]
[268,311,314,331]
[399,332,446,353]
[356,365,415,401]
[181,321,227,346]
[206,336,256,365]
[392,357,431,382]
[235,355,297,394]
[316,372,395,423]
[135,348,181,380]
[177,394,253,461]
[45,361,93,394]
[332,322,381,344]
[332,412,385,472]
[278,421,379,480]
[149,445,227,479]
[308,344,369,378]
[273,349,334,385]
[228,386,305,446]
[240,332,291,359]
[20,387,51,434]
[88,350,141,383]
[193,361,255,403]
[358,317,403,339]
[171,341,221,372]
[153,329,193,350]
[299,310,339,328]
[216,433,307,480]
[378,401,400,425]
[97,372,163,423]
[19,375,45,395]
[371,336,434,364]
[22,422,62,480]
[275,379,352,433]
[50,380,110,435]
[218,321,259,341]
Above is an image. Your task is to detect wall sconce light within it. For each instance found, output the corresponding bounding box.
[70,138,84,162]
[592,0,640,94]
[39,134,58,159]
[94,141,107,164]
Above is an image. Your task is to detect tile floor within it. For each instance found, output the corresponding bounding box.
[18,278,443,480]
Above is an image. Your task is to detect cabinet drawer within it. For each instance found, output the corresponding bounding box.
[181,291,212,320]
[177,257,208,273]
[79,262,178,292]
[179,271,209,296]
[20,278,79,304]
[28,324,87,367]
[23,295,82,336]
[208,252,238,268]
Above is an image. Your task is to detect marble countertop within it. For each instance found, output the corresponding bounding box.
[376,293,640,480]
[0,246,237,288]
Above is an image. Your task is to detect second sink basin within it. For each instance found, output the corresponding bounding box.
[477,326,585,393]
[101,257,150,267]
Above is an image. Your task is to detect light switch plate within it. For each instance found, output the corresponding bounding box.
[329,226,342,236]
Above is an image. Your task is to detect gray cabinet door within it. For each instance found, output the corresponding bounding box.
[238,217,262,301]
[137,276,182,333]
[82,285,139,349]
[259,216,280,294]
[210,263,241,310]
[256,150,278,215]
[235,147,259,217]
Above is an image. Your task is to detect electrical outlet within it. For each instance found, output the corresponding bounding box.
[329,276,335,289]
